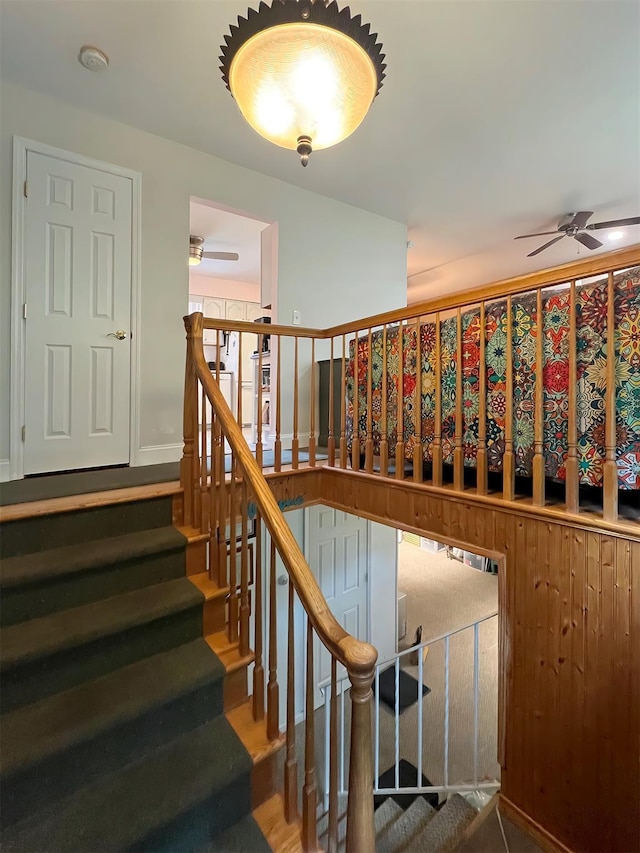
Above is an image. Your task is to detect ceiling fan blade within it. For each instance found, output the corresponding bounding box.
[568,211,594,229]
[527,235,565,257]
[514,230,560,240]
[573,232,602,251]
[202,252,240,261]
[588,216,640,230]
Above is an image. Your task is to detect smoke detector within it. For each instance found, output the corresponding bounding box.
[78,46,109,72]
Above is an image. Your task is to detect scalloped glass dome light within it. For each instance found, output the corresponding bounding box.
[220,1,386,166]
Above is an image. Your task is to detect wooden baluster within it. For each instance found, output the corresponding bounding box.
[302,620,318,852]
[252,511,265,721]
[328,658,339,853]
[284,578,298,822]
[267,536,280,741]
[327,338,336,466]
[340,334,347,468]
[380,324,389,478]
[603,270,618,521]
[345,663,376,853]
[532,288,546,506]
[503,295,515,501]
[292,338,300,470]
[275,338,282,472]
[477,302,488,495]
[351,331,361,471]
[208,401,217,582]
[432,314,443,487]
[190,315,204,526]
[365,328,374,473]
[395,323,405,479]
[217,414,228,589]
[237,332,243,431]
[565,281,579,514]
[239,480,250,657]
[227,452,239,643]
[180,316,197,528]
[201,384,208,533]
[257,334,264,469]
[413,317,423,483]
[309,339,316,467]
[454,307,464,492]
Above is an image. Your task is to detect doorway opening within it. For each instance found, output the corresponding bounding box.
[188,198,276,453]
[393,530,500,802]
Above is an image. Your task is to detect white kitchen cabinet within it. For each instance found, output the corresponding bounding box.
[225,300,246,321]
[203,297,225,345]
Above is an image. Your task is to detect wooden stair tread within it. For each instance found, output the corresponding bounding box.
[206,631,255,673]
[253,793,303,853]
[188,572,229,600]
[175,526,209,544]
[226,700,285,765]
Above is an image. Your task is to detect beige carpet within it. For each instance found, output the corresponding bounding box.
[291,539,500,812]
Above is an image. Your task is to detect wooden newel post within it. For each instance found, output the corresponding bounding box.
[345,655,376,853]
[181,313,203,529]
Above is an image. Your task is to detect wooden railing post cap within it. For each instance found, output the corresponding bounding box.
[341,639,377,679]
[184,312,204,336]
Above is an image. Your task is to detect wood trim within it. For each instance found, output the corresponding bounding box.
[498,796,573,853]
[318,466,640,541]
[0,481,181,522]
[458,792,499,845]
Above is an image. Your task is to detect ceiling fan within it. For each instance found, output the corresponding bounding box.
[514,211,640,257]
[189,235,239,266]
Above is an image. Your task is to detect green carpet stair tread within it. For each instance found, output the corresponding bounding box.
[0,496,174,559]
[208,814,272,853]
[0,526,187,625]
[405,793,476,852]
[0,577,202,670]
[0,526,186,589]
[1,716,253,853]
[1,639,224,826]
[0,578,204,713]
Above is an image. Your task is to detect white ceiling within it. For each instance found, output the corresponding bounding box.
[189,200,267,284]
[1,0,639,301]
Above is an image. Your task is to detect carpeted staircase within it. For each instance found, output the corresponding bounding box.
[318,791,477,852]
[0,495,270,852]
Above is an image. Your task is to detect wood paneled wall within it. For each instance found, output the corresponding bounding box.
[317,469,640,853]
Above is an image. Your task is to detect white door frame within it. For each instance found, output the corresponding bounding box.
[10,137,142,480]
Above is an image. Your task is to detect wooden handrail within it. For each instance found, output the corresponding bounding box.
[200,245,640,341]
[185,312,378,679]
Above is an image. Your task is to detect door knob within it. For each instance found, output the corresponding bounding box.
[277,574,288,586]
[107,330,127,340]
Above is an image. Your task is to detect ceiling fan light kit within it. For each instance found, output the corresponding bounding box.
[515,211,640,257]
[189,235,240,266]
[219,0,386,166]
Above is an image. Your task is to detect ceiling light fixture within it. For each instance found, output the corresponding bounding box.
[189,236,204,266]
[219,0,386,167]
[608,231,624,241]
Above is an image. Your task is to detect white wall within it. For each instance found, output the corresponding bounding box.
[0,80,407,470]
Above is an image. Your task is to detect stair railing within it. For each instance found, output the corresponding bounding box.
[181,312,377,853]
[320,611,500,809]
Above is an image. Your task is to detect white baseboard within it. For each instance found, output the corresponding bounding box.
[131,443,182,467]
[0,459,10,482]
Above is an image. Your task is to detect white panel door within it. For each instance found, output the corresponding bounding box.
[307,506,369,706]
[23,151,133,475]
